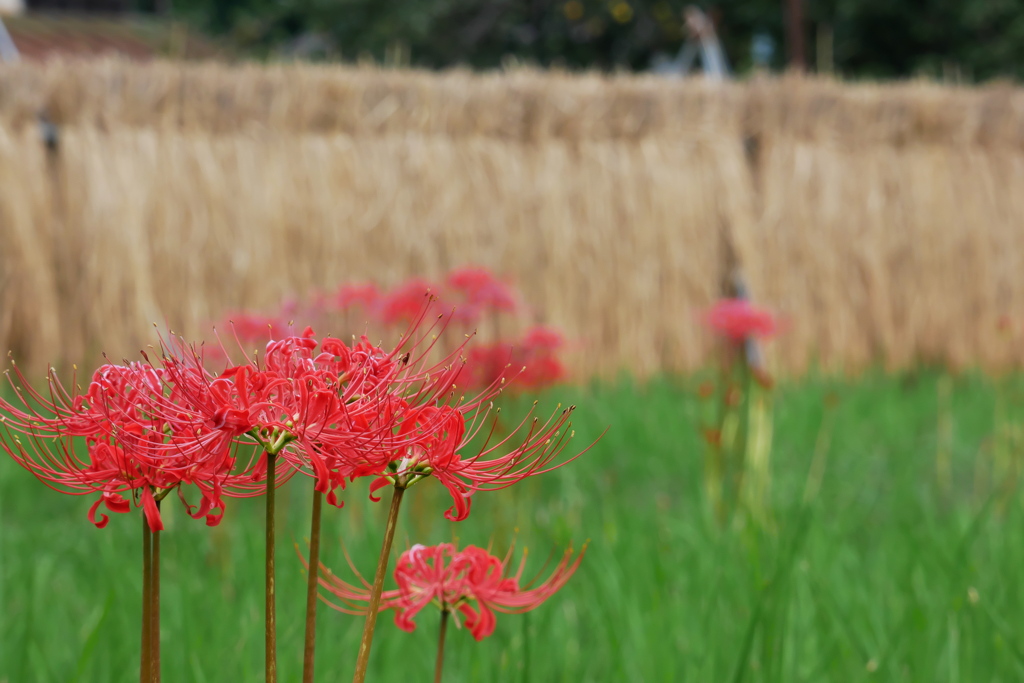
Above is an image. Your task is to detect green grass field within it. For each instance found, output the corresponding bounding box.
[2,371,1024,682]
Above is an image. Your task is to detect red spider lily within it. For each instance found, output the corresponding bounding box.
[446,267,517,310]
[706,299,778,341]
[462,345,512,391]
[517,355,567,390]
[462,327,567,392]
[379,279,442,326]
[367,399,585,521]
[516,326,567,389]
[336,283,382,312]
[132,332,355,505]
[445,267,518,324]
[137,316,471,509]
[289,323,475,503]
[314,541,584,641]
[312,302,590,522]
[520,325,565,352]
[224,313,292,344]
[0,361,237,531]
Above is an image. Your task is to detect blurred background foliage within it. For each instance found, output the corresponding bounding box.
[164,0,1024,80]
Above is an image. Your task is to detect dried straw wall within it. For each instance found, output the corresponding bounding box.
[1,60,1023,377]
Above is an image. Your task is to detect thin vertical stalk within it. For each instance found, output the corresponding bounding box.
[434,610,449,683]
[521,610,530,683]
[936,374,953,501]
[151,500,161,683]
[301,488,324,683]
[141,517,152,683]
[707,360,730,526]
[265,450,278,683]
[352,485,406,683]
[733,358,751,515]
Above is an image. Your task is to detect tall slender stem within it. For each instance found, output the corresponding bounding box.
[521,610,530,683]
[301,488,324,683]
[151,501,161,683]
[141,516,152,683]
[265,450,278,683]
[434,610,449,683]
[352,485,406,683]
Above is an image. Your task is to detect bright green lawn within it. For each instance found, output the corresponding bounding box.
[2,371,1024,682]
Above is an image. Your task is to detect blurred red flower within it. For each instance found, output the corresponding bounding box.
[378,279,439,325]
[706,299,778,341]
[445,267,518,318]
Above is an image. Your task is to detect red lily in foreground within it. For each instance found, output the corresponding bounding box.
[367,401,583,522]
[312,541,583,681]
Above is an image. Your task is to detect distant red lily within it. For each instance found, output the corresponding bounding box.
[706,299,778,341]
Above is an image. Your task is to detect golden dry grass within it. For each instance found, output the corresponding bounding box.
[1,59,1023,377]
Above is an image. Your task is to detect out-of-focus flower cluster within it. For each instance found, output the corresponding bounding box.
[219,267,568,392]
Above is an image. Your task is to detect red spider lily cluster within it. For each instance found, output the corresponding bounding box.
[316,541,584,641]
[0,320,575,532]
[0,296,594,682]
[220,267,567,393]
[463,324,568,391]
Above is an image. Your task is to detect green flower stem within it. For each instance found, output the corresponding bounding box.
[434,610,449,683]
[141,516,151,683]
[151,500,161,683]
[301,488,324,683]
[352,485,406,683]
[265,450,278,683]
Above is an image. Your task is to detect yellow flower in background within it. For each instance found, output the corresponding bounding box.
[611,2,633,23]
[563,0,584,21]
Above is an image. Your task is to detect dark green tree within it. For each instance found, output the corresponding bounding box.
[172,0,1024,81]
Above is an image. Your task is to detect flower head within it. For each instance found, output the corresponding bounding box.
[335,283,381,312]
[219,313,297,352]
[462,326,568,392]
[706,299,777,341]
[369,400,585,521]
[378,279,440,326]
[445,267,518,319]
[137,328,413,509]
[0,360,235,531]
[314,541,584,641]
